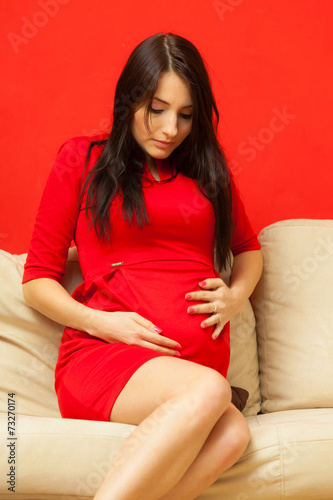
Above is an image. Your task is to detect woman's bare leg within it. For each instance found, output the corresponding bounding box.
[93,356,232,500]
[159,403,250,500]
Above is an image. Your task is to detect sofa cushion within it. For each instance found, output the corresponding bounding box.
[252,219,333,413]
[0,414,136,499]
[1,409,333,499]
[0,248,261,419]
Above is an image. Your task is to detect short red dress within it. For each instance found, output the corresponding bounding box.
[23,136,260,422]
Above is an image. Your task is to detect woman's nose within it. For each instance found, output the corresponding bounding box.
[162,114,178,138]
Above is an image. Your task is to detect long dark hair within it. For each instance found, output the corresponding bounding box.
[80,33,234,271]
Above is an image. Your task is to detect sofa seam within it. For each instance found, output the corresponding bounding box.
[259,231,270,412]
[259,220,333,236]
[277,424,285,499]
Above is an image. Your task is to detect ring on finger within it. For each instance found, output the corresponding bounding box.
[212,304,217,313]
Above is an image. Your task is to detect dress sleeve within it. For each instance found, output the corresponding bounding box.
[230,178,261,256]
[22,137,89,284]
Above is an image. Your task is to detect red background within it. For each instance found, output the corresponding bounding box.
[1,0,332,254]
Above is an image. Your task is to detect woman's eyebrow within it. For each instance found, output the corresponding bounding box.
[153,96,193,108]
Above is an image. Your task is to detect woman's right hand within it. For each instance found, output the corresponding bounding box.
[23,278,180,356]
[87,309,182,357]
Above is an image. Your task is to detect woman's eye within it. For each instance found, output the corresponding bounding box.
[151,108,163,114]
[150,108,192,120]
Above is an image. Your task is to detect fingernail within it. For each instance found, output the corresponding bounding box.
[188,307,194,314]
[154,327,163,333]
[185,294,191,299]
[199,281,206,286]
[174,352,181,357]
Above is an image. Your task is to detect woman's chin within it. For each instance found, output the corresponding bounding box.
[145,149,173,160]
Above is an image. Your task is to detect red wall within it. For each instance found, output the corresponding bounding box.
[1,0,332,254]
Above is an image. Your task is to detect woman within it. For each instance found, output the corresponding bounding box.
[23,33,263,500]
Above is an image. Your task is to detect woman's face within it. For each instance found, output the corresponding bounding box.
[131,71,193,160]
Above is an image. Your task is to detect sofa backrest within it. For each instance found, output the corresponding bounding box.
[252,219,333,413]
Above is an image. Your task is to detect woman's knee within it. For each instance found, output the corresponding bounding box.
[233,411,251,453]
[208,407,251,480]
[223,406,251,460]
[181,367,232,421]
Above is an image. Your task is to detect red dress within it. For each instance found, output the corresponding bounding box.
[23,136,260,422]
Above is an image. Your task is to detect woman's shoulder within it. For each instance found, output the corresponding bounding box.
[51,134,108,178]
[56,134,108,159]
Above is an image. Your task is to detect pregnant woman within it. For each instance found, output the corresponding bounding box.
[22,32,263,500]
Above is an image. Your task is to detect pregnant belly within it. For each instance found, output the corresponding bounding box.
[72,259,230,375]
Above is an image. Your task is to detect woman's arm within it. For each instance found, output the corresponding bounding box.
[23,278,95,332]
[228,249,263,313]
[23,278,181,355]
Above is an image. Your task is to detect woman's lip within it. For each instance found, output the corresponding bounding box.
[153,139,175,148]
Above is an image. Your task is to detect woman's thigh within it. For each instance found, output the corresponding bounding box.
[110,356,230,425]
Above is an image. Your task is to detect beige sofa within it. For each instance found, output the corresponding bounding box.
[1,219,333,500]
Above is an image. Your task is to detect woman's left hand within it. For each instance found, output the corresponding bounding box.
[185,278,242,340]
